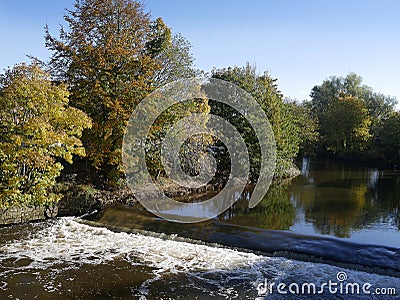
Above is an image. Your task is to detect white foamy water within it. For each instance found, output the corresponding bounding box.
[0,217,262,272]
[1,217,400,299]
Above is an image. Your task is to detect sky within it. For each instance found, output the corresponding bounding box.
[1,0,399,102]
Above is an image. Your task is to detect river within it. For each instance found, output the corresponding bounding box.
[1,159,400,299]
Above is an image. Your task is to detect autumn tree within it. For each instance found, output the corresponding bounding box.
[45,0,159,187]
[45,0,204,187]
[0,64,91,208]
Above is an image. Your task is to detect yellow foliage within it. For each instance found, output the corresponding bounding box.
[0,64,91,208]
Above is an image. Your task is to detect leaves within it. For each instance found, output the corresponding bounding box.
[0,64,91,208]
[46,0,204,187]
[321,96,371,155]
[310,73,397,158]
[376,112,400,164]
[210,64,316,179]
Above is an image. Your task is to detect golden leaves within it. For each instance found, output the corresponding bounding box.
[0,64,91,208]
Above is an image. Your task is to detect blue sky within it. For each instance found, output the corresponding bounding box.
[1,0,399,102]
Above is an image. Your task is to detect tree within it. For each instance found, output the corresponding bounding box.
[283,100,319,157]
[311,73,363,117]
[310,73,397,157]
[211,64,311,179]
[45,0,204,187]
[152,32,197,86]
[376,112,400,164]
[321,96,371,155]
[210,64,280,179]
[45,0,159,187]
[0,64,91,208]
[311,73,396,123]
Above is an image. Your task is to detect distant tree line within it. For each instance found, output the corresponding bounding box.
[309,73,398,162]
[0,0,398,208]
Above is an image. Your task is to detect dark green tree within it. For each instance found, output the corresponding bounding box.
[211,64,316,179]
[376,112,400,164]
[283,100,319,156]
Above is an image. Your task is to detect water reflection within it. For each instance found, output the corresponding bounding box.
[367,168,379,189]
[301,156,310,177]
[220,185,295,230]
[218,159,400,247]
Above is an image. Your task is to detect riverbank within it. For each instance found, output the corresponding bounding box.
[0,178,225,226]
[0,205,58,226]
[0,161,301,226]
[57,160,301,218]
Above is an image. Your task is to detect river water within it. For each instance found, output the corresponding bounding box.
[1,159,400,299]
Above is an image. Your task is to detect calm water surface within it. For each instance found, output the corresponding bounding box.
[223,158,400,247]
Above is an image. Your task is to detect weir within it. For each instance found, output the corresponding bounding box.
[1,217,400,299]
[80,216,400,278]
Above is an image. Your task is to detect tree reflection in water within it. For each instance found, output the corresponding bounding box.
[218,159,400,241]
[219,184,295,230]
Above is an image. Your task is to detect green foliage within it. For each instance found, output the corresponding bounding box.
[283,100,319,156]
[46,0,205,187]
[311,73,396,122]
[146,18,172,57]
[311,73,363,117]
[376,112,400,164]
[322,96,371,155]
[310,73,397,158]
[211,64,283,178]
[0,64,91,208]
[152,33,197,86]
[211,64,318,179]
[144,98,211,178]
